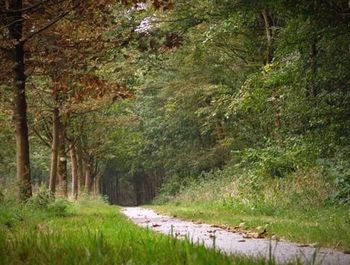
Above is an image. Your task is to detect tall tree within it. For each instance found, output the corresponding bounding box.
[7,0,32,200]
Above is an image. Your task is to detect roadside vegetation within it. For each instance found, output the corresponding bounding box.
[151,167,350,252]
[0,189,303,265]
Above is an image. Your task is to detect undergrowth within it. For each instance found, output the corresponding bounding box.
[153,162,350,251]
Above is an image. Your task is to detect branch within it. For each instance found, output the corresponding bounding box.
[0,0,68,32]
[2,0,51,14]
[21,2,81,44]
[32,127,51,148]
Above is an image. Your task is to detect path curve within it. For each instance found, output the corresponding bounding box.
[122,207,350,265]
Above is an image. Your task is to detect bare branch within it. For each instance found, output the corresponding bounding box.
[31,127,51,148]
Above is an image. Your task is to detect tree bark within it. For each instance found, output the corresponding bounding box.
[262,9,274,64]
[94,172,103,196]
[57,117,68,197]
[70,142,78,199]
[9,0,32,201]
[85,160,93,193]
[49,107,59,194]
[76,140,84,189]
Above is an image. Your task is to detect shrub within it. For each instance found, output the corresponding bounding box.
[26,186,54,209]
[47,198,74,217]
[318,158,350,205]
[154,175,184,203]
[240,137,317,179]
[25,186,74,217]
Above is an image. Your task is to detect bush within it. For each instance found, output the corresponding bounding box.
[47,198,74,217]
[154,175,184,203]
[26,186,54,209]
[318,158,350,205]
[0,199,25,228]
[25,186,74,217]
[240,137,317,179]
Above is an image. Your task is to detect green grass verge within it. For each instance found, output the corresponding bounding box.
[149,203,350,253]
[0,198,302,265]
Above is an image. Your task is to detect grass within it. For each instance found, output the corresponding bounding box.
[0,197,302,265]
[150,203,350,252]
[150,169,350,252]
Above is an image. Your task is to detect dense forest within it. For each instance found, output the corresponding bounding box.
[1,1,350,263]
[2,0,350,205]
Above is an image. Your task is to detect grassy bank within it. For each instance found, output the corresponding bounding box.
[151,204,350,252]
[151,169,350,252]
[0,195,301,265]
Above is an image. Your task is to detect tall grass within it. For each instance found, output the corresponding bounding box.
[152,167,350,251]
[0,192,301,265]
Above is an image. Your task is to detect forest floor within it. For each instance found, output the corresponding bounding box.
[0,198,307,265]
[123,207,350,265]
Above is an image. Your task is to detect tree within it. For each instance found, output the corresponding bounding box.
[1,0,136,200]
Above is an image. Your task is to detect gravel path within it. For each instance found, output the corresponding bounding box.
[122,207,350,265]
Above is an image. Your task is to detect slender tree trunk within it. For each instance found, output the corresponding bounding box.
[94,172,103,196]
[262,9,274,64]
[70,142,78,199]
[57,118,68,197]
[76,140,84,189]
[85,161,93,193]
[9,0,32,201]
[49,107,59,194]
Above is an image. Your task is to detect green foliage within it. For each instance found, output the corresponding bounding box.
[24,187,74,217]
[152,202,350,251]
[26,186,55,209]
[107,0,350,210]
[318,157,350,205]
[239,138,318,179]
[152,166,350,250]
[0,200,294,265]
[46,199,74,217]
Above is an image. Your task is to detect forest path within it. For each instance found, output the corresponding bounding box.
[122,207,350,265]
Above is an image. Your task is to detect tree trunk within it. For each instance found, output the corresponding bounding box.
[57,118,68,197]
[9,0,32,201]
[76,141,84,189]
[262,9,274,64]
[85,161,93,193]
[70,142,78,199]
[49,107,59,194]
[94,172,103,196]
